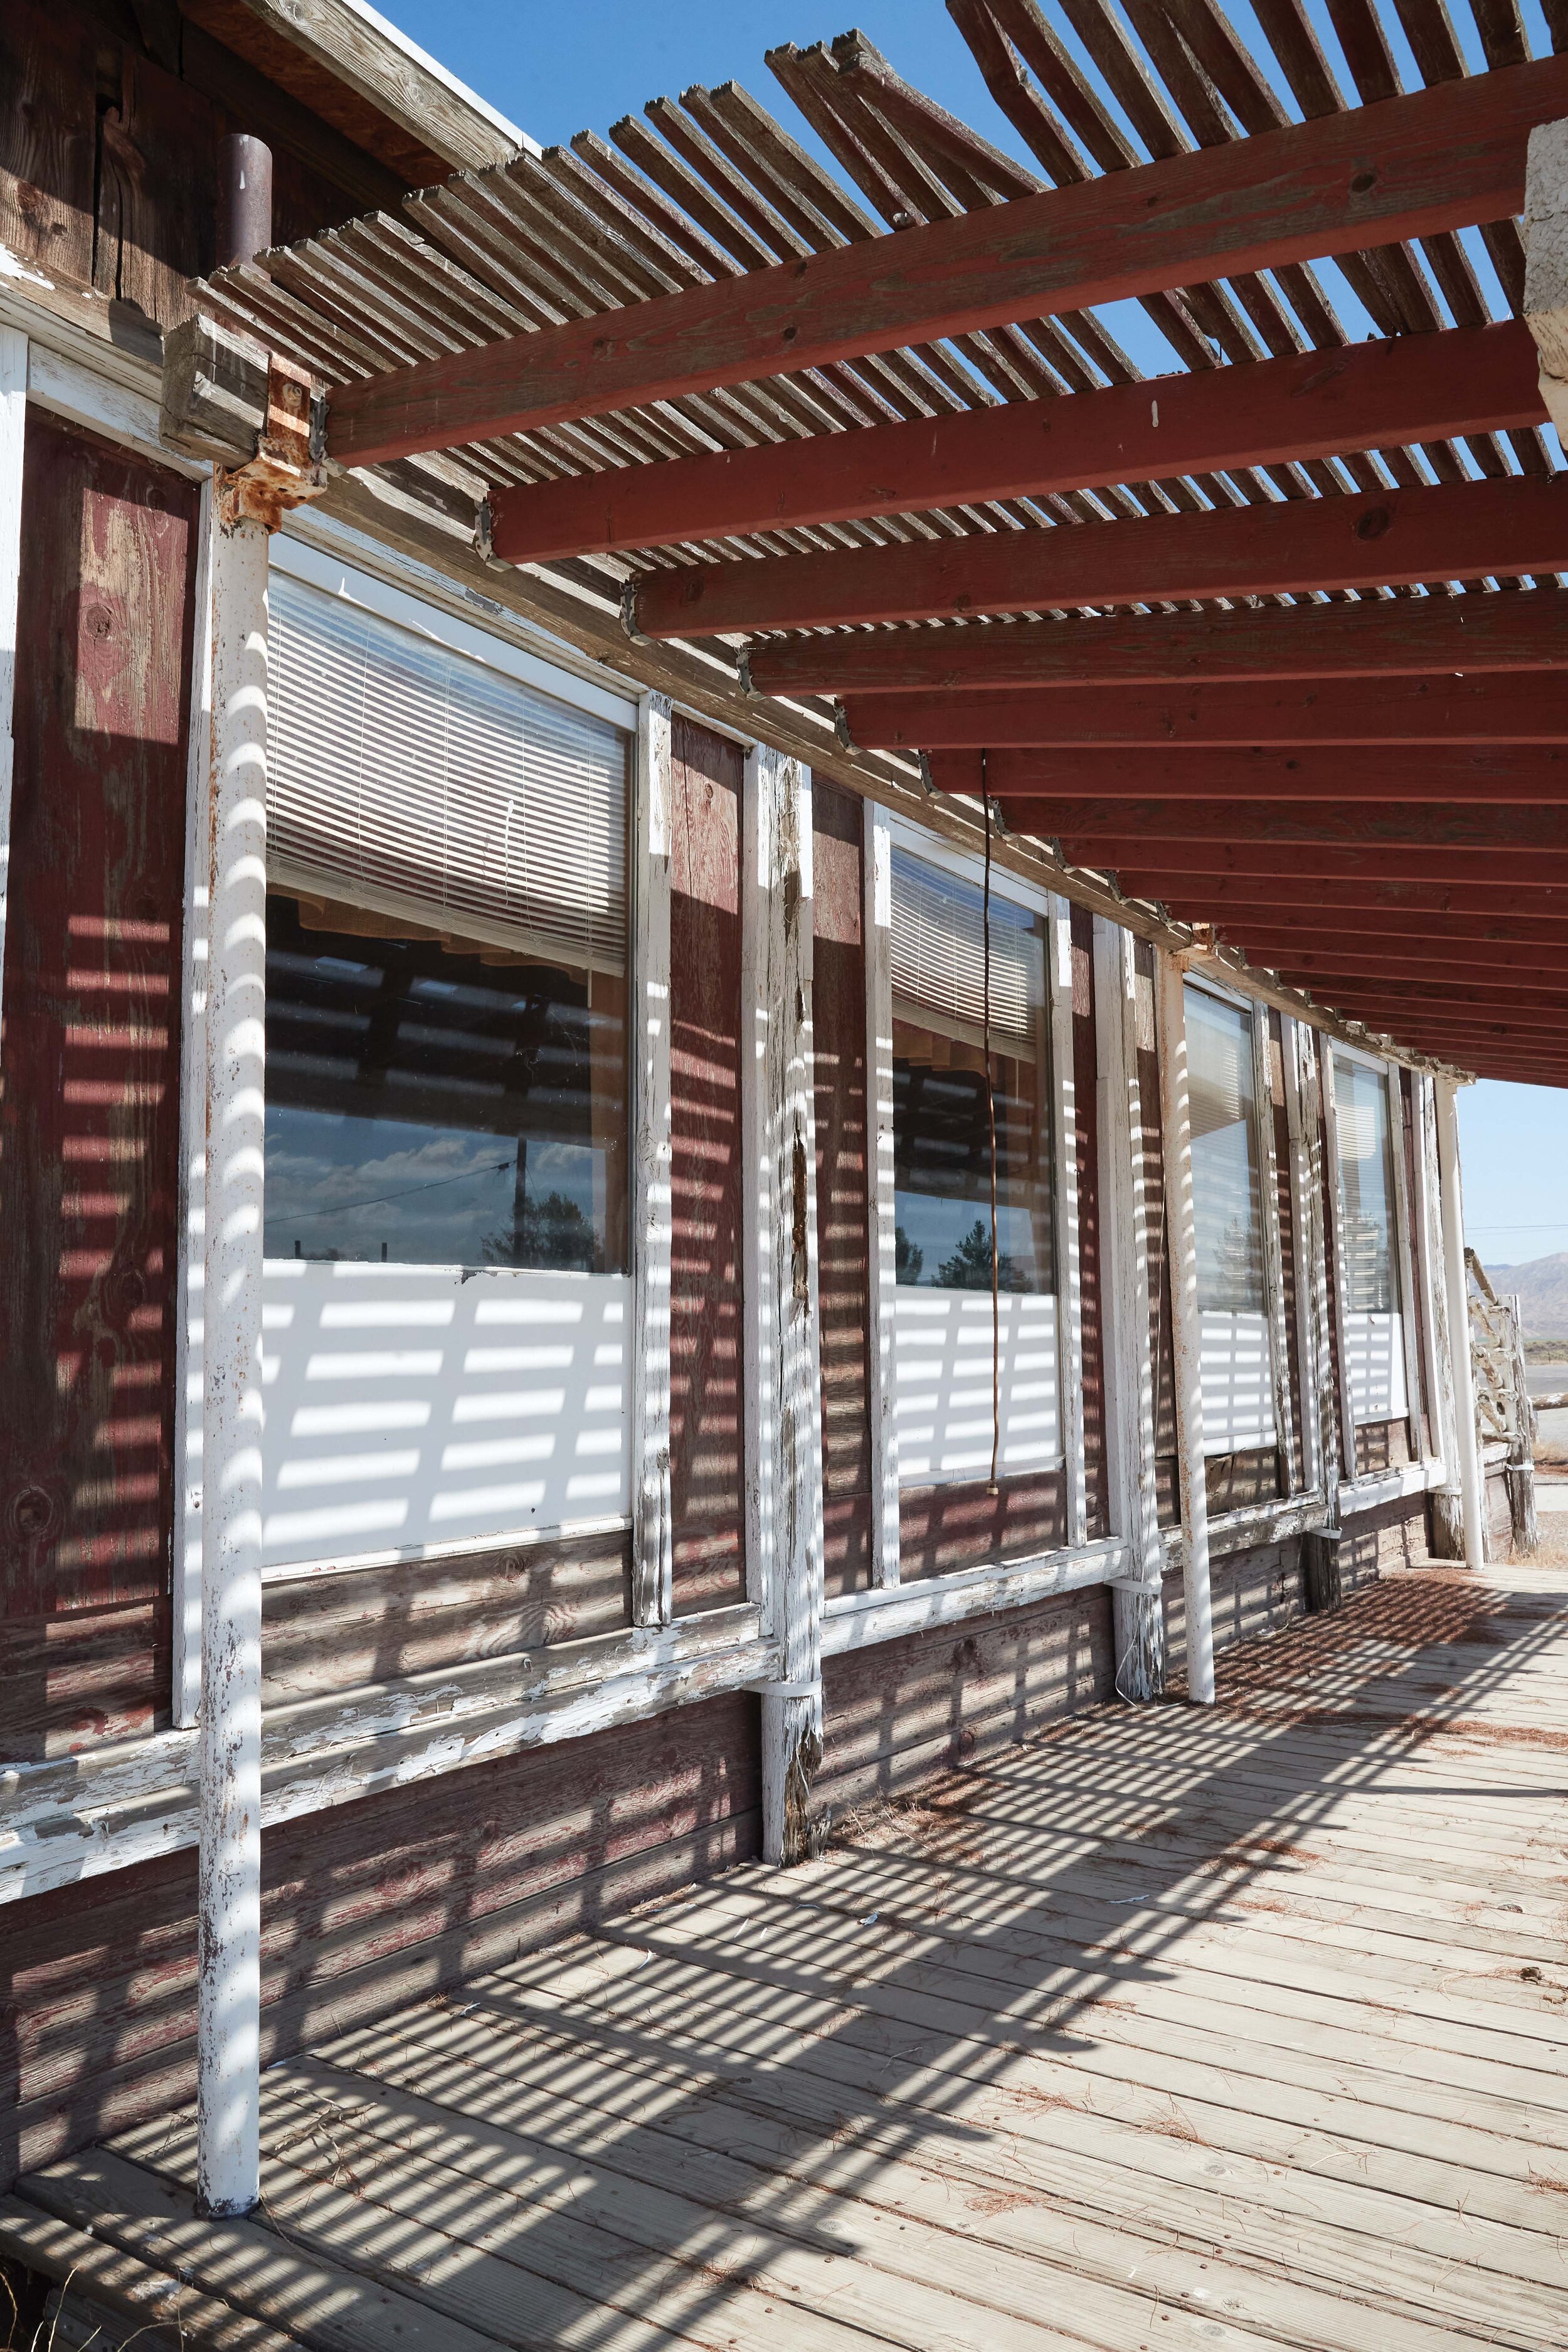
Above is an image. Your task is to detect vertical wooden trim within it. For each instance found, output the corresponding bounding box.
[1094,917,1163,1697]
[1155,954,1215,1705]
[1435,1076,1486,1569]
[1318,1042,1359,1478]
[1388,1062,1426,1465]
[1049,895,1088,1552]
[198,502,270,2220]
[171,478,216,1729]
[1281,1017,1326,1499]
[862,798,899,1586]
[1252,1001,1298,1495]
[1412,1072,1454,1485]
[0,327,24,1054]
[631,693,674,1628]
[745,746,826,1864]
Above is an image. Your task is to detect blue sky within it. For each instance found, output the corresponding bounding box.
[374,0,1568,1266]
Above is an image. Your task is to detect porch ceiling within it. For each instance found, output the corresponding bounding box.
[183,4,1568,1088]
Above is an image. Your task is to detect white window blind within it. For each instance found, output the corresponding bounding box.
[890,847,1038,1043]
[268,573,628,973]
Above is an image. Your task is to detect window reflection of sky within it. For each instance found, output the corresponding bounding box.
[265,1108,598,1269]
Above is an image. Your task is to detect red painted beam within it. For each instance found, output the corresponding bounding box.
[745,584,1568,697]
[1103,872,1568,918]
[1236,938,1568,978]
[1053,841,1568,885]
[1258,958,1568,1002]
[489,322,1544,560]
[634,476,1568,637]
[1210,907,1568,942]
[1010,799,1568,847]
[328,58,1568,467]
[927,748,1568,802]
[850,672,1568,751]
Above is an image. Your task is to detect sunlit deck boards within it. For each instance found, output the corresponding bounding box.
[14,1559,1568,2352]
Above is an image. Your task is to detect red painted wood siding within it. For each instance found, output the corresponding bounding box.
[667,718,746,1613]
[0,414,196,1758]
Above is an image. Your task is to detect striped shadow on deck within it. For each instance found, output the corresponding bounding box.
[6,1560,1568,2351]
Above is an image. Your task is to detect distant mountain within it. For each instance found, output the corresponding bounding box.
[1483,1253,1568,1340]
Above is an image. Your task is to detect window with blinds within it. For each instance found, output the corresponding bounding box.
[262,575,631,1274]
[1186,986,1266,1316]
[889,845,1052,1296]
[1334,1057,1397,1315]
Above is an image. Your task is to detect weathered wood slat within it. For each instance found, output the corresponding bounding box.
[943,745,1568,805]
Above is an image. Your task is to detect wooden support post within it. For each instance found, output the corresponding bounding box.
[1282,1018,1326,1499]
[743,744,826,1864]
[1094,919,1163,1698]
[1050,897,1088,1552]
[1418,1074,1465,1554]
[632,692,674,1627]
[1155,953,1215,1706]
[0,326,24,1068]
[172,479,217,1730]
[1435,1076,1486,1570]
[197,499,270,2218]
[862,800,899,1587]
[1253,1002,1298,1495]
[1388,1064,1428,1468]
[1318,1045,1360,1491]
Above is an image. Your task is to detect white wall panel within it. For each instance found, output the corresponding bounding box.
[1199,1308,1276,1456]
[259,1261,630,1572]
[894,1289,1060,1485]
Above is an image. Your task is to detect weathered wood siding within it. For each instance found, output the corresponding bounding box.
[814,1584,1114,1822]
[667,718,746,1614]
[811,780,874,1602]
[0,1690,760,2190]
[0,415,196,1759]
[1071,904,1110,1538]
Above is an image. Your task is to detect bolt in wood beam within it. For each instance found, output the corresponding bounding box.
[637,476,1568,637]
[327,56,1568,465]
[849,670,1568,750]
[746,583,1568,698]
[490,321,1543,559]
[928,748,1568,803]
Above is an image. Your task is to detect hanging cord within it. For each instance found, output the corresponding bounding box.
[983,760,1000,1494]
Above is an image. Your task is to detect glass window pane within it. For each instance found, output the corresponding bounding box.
[1186,986,1266,1313]
[263,892,628,1271]
[889,847,1053,1294]
[1335,1056,1397,1313]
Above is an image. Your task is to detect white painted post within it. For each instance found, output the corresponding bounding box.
[1318,1044,1359,1495]
[743,744,825,1864]
[1094,919,1163,1698]
[1414,1073,1459,1505]
[1155,953,1214,1706]
[1435,1075,1486,1571]
[1252,1003,1298,1494]
[1387,1063,1427,1468]
[1281,1018,1325,1498]
[1049,898,1088,1552]
[862,799,899,1586]
[632,693,674,1627]
[0,327,26,1054]
[171,479,216,1729]
[197,501,270,2218]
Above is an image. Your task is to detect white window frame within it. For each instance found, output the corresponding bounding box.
[863,812,1084,1585]
[1326,1039,1412,1442]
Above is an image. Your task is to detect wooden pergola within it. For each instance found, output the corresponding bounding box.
[157,0,1568,2218]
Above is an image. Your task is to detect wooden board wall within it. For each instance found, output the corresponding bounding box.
[667,717,746,1614]
[0,413,196,1760]
[0,1688,760,2190]
[811,781,874,1601]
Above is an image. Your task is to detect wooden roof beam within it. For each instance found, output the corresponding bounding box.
[1051,840,1568,884]
[487,320,1543,559]
[1101,872,1568,919]
[324,56,1568,465]
[851,672,1568,749]
[1034,799,1568,846]
[930,750,1568,803]
[634,474,1568,636]
[744,583,1568,697]
[1236,937,1568,979]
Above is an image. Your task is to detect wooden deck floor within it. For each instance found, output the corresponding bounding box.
[10,1557,1568,2351]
